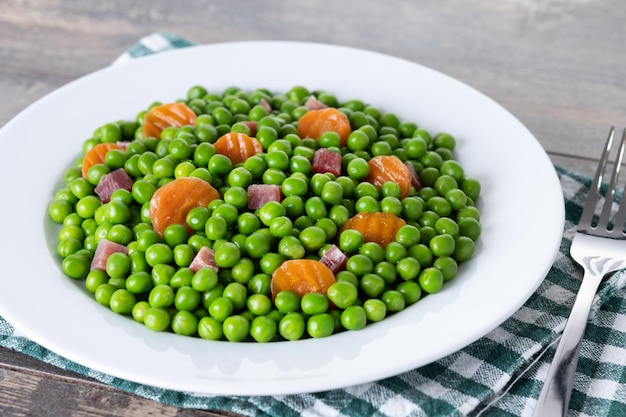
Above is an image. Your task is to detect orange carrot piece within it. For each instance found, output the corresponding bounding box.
[365,155,412,199]
[270,259,336,299]
[81,142,122,178]
[296,108,351,146]
[213,132,264,165]
[149,177,220,236]
[340,212,406,249]
[142,102,197,139]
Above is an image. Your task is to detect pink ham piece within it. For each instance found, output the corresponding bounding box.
[312,148,342,177]
[304,95,329,110]
[247,184,282,210]
[95,168,134,203]
[405,162,422,191]
[320,244,348,274]
[189,246,219,272]
[91,239,128,271]
[258,98,272,113]
[241,121,258,136]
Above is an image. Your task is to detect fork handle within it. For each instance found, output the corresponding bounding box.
[531,268,604,417]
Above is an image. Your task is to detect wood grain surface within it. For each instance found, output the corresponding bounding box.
[1,0,625,415]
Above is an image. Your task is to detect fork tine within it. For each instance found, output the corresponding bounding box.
[578,127,615,233]
[608,128,626,235]
[596,127,626,232]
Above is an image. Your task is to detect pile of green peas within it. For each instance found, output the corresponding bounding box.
[47,84,481,342]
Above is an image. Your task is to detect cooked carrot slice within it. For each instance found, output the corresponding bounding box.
[149,177,220,237]
[270,259,336,299]
[81,142,122,178]
[213,132,263,165]
[296,108,351,146]
[142,102,197,139]
[340,212,406,248]
[365,155,412,199]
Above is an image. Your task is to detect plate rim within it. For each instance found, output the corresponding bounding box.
[0,40,565,395]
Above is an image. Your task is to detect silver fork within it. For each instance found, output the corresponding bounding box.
[532,127,626,416]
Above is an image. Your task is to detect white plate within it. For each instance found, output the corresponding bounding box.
[0,41,564,396]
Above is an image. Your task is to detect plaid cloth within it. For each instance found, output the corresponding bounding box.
[2,33,626,417]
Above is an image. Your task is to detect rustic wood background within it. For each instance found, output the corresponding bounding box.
[1,0,625,415]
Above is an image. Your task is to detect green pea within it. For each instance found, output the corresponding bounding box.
[397,280,422,304]
[125,271,153,294]
[171,310,199,336]
[146,284,175,309]
[269,216,293,238]
[248,316,277,343]
[279,312,305,341]
[396,257,421,280]
[143,307,171,332]
[335,270,359,287]
[381,289,405,313]
[360,273,386,298]
[163,223,189,248]
[231,258,255,284]
[299,226,326,251]
[461,177,481,202]
[278,236,305,259]
[145,243,174,267]
[262,168,287,185]
[131,301,150,323]
[86,164,111,186]
[326,281,358,309]
[435,218,459,236]
[453,236,476,262]
[104,149,128,170]
[106,252,131,279]
[301,293,329,315]
[458,217,481,241]
[385,242,407,264]
[214,242,241,268]
[234,212,258,235]
[136,230,161,252]
[355,196,380,213]
[198,316,224,340]
[85,270,108,293]
[346,157,369,180]
[95,283,117,306]
[244,232,271,259]
[429,234,456,257]
[418,267,444,294]
[69,177,94,199]
[223,315,250,342]
[132,180,157,205]
[340,306,367,331]
[363,299,387,322]
[109,289,136,315]
[307,313,335,338]
[62,253,90,279]
[48,199,74,223]
[245,293,271,316]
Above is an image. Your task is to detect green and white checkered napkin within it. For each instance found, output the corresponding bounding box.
[2,33,626,417]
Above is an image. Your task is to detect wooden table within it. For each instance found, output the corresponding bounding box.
[1,1,625,415]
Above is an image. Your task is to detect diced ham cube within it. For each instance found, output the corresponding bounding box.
[247,184,282,210]
[95,168,134,203]
[91,239,128,271]
[320,244,348,274]
[189,246,218,272]
[405,162,422,191]
[304,95,329,110]
[259,98,272,113]
[241,121,258,136]
[312,148,342,177]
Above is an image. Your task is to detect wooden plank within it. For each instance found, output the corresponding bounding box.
[0,348,229,417]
